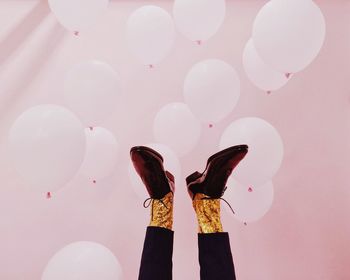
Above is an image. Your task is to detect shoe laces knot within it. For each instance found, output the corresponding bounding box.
[143,197,168,209]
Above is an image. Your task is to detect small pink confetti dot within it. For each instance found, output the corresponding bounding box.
[244,222,247,226]
[74,31,79,36]
[267,91,271,95]
[148,64,154,69]
[209,124,213,128]
[93,180,96,184]
[285,73,291,78]
[196,40,202,45]
[89,126,93,131]
[46,192,51,199]
[248,187,253,192]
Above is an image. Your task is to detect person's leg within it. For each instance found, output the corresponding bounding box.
[130,146,175,280]
[193,194,235,280]
[138,193,174,280]
[186,145,249,280]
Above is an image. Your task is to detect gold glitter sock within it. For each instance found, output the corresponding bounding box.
[149,192,174,230]
[192,193,223,234]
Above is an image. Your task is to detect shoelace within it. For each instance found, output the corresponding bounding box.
[143,197,170,221]
[143,197,168,209]
[143,189,235,215]
[201,196,236,215]
[200,186,236,215]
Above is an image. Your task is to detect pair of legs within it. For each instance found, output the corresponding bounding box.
[130,145,248,280]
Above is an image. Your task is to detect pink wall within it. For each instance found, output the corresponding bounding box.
[0,0,349,279]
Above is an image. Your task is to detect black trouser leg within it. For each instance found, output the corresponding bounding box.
[138,226,174,280]
[198,232,236,280]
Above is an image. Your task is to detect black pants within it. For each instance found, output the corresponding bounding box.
[138,226,236,280]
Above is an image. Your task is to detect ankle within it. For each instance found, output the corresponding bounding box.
[192,193,223,233]
[149,192,174,230]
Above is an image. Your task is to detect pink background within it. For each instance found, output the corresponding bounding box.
[0,0,349,279]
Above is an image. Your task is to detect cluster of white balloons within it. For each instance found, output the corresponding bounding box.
[42,242,122,280]
[151,59,241,157]
[126,0,227,66]
[49,0,227,66]
[8,60,123,279]
[9,60,122,193]
[243,0,326,93]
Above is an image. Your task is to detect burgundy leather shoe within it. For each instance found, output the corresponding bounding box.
[186,145,248,199]
[130,146,174,200]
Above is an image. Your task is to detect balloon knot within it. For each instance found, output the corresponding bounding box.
[74,31,79,36]
[267,91,271,95]
[89,126,93,131]
[46,192,52,199]
[209,124,213,128]
[285,73,292,78]
[93,180,96,184]
[244,222,247,226]
[148,64,154,69]
[248,187,253,192]
[196,40,202,45]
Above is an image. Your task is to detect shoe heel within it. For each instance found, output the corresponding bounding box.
[186,171,202,185]
[165,170,175,184]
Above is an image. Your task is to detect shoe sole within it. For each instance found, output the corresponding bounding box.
[186,144,248,187]
[130,146,164,162]
[130,146,174,184]
[130,145,174,198]
[207,144,248,164]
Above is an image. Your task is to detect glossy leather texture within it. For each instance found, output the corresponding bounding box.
[186,145,248,199]
[130,146,174,199]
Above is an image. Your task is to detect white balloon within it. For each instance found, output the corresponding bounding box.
[243,39,290,93]
[173,0,226,43]
[153,102,201,157]
[184,59,240,123]
[42,241,122,280]
[128,143,181,199]
[252,0,326,73]
[48,0,109,32]
[127,5,175,66]
[79,127,119,182]
[224,178,274,223]
[9,105,86,192]
[219,117,284,186]
[63,60,121,126]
